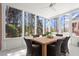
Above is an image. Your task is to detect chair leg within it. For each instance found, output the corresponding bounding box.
[67,49,70,54]
[65,47,69,54]
[61,52,66,56]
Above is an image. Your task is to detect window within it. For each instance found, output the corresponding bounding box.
[37,16,43,35]
[24,12,28,36]
[71,10,79,36]
[50,18,57,32]
[24,12,35,36]
[71,10,79,20]
[60,16,69,32]
[60,16,65,32]
[44,19,50,33]
[5,6,22,37]
[64,16,70,32]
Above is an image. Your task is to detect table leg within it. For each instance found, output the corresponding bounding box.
[42,44,47,56]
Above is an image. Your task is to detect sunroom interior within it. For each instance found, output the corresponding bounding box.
[0,3,79,56]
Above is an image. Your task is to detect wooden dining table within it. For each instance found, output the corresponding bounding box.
[25,36,65,56]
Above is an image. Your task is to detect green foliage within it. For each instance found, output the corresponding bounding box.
[6,24,20,37]
[45,32,53,38]
[45,32,51,36]
[51,29,56,32]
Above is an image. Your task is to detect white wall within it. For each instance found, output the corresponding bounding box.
[2,38,26,51]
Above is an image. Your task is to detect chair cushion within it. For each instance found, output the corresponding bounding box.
[32,44,40,48]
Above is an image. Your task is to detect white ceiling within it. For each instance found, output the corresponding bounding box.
[6,3,79,19]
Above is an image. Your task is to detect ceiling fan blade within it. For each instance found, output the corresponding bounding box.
[49,3,56,7]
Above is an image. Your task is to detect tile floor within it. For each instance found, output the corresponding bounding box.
[0,44,79,56]
[0,47,26,56]
[68,44,79,56]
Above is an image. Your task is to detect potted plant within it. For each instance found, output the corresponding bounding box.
[45,32,53,38]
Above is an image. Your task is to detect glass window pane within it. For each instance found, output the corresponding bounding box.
[6,6,22,37]
[60,15,70,32]
[37,16,43,35]
[24,12,28,36]
[45,19,50,33]
[24,12,35,36]
[60,16,65,32]
[50,18,57,32]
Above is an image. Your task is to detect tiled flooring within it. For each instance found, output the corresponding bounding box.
[68,44,79,56]
[0,47,26,56]
[0,44,79,56]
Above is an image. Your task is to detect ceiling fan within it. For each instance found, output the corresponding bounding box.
[38,3,56,11]
[48,3,56,11]
[49,3,56,8]
[36,3,56,15]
